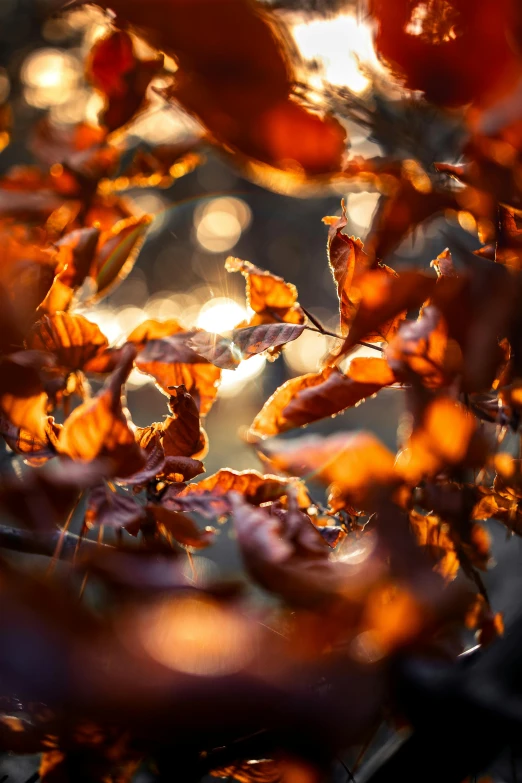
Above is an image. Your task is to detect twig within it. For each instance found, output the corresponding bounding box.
[0,524,112,561]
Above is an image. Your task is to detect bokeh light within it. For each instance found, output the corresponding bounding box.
[22,48,80,108]
[196,297,246,332]
[138,596,256,676]
[194,197,251,253]
[292,13,384,95]
[284,329,331,375]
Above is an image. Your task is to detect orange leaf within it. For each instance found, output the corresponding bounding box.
[91,215,152,299]
[249,366,388,439]
[385,306,462,388]
[324,202,374,335]
[226,256,305,325]
[57,344,145,476]
[134,334,221,415]
[263,431,397,511]
[335,268,437,359]
[395,396,485,485]
[39,227,100,315]
[27,312,109,373]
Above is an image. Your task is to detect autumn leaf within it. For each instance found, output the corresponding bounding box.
[187,323,306,369]
[249,365,390,439]
[226,256,305,325]
[39,227,100,315]
[385,306,462,388]
[334,268,437,360]
[395,396,486,485]
[27,312,109,373]
[134,332,221,415]
[167,469,309,518]
[87,29,163,132]
[57,344,146,476]
[85,484,146,535]
[146,505,215,549]
[91,215,152,299]
[323,201,375,335]
[263,431,398,511]
[409,509,459,581]
[127,317,185,347]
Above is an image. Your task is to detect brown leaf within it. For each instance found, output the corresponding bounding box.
[39,227,100,315]
[27,312,109,373]
[85,484,146,534]
[57,344,146,476]
[95,0,346,176]
[323,202,374,335]
[335,268,437,359]
[249,365,388,439]
[396,396,486,485]
[229,494,367,607]
[263,431,398,511]
[91,215,152,299]
[186,331,241,371]
[168,469,309,518]
[409,509,459,581]
[135,386,208,460]
[226,256,305,325]
[87,29,163,132]
[385,306,462,388]
[146,505,215,549]
[188,323,306,369]
[134,334,221,415]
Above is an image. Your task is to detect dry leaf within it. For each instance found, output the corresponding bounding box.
[249,366,388,439]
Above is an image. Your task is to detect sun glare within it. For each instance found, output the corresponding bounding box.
[292,13,382,95]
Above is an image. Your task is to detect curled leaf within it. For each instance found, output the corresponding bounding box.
[91,215,152,299]
[134,334,221,415]
[335,268,437,360]
[226,257,305,325]
[57,344,146,476]
[324,202,374,335]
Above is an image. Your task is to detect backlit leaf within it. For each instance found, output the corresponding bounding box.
[249,366,388,439]
[27,312,109,373]
[57,344,146,476]
[226,256,305,325]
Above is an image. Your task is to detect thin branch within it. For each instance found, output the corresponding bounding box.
[0,524,112,561]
